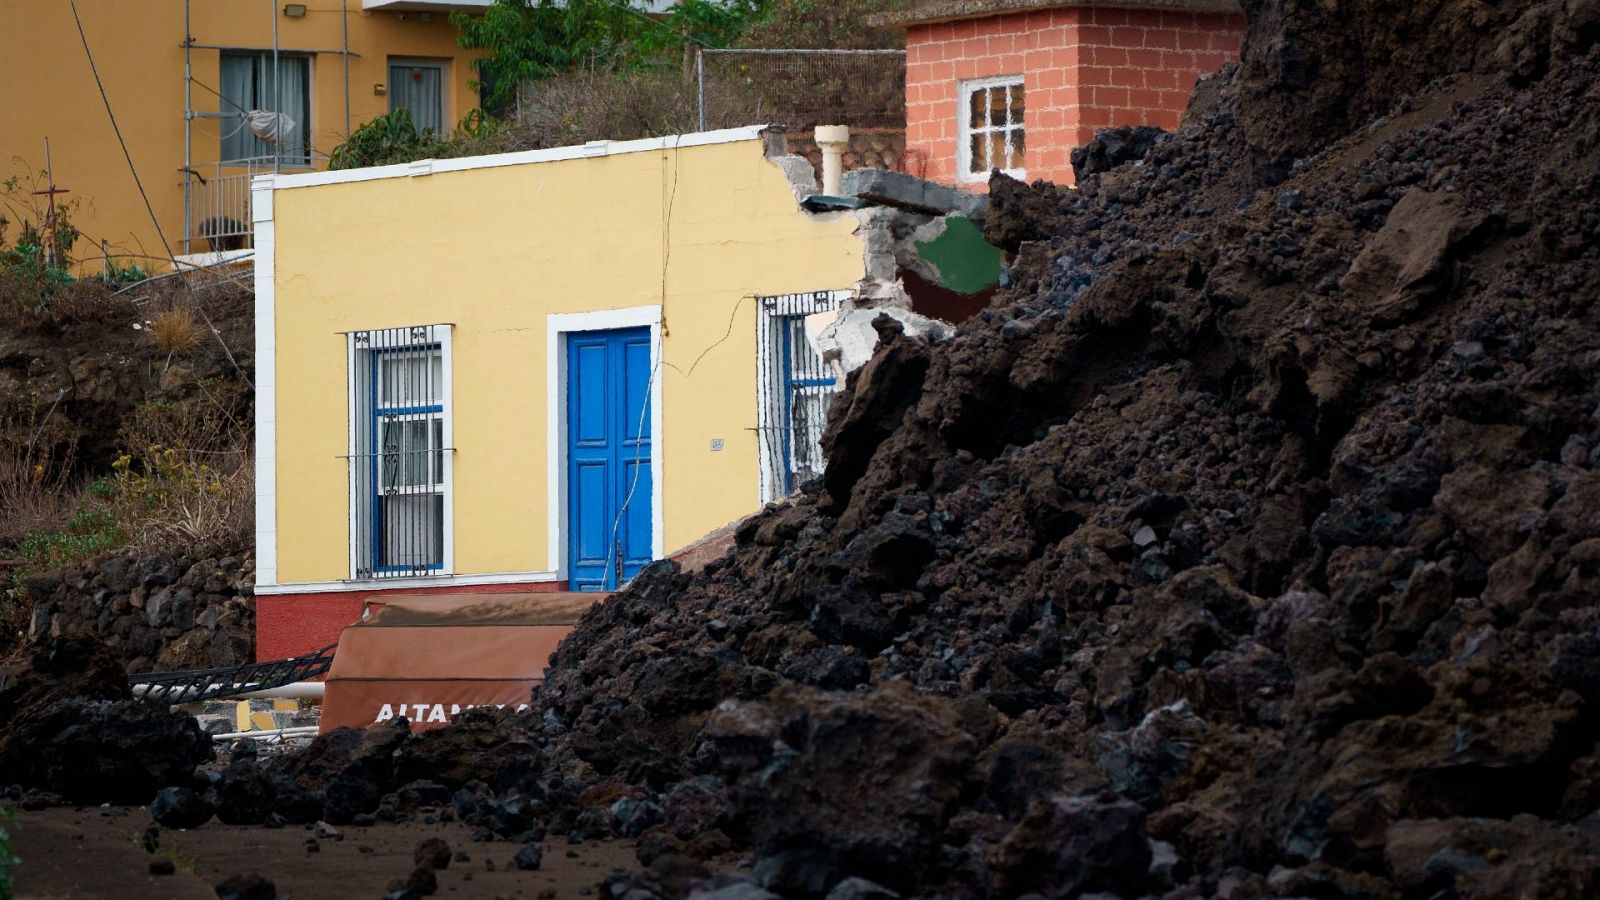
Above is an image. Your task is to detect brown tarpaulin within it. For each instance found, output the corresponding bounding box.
[319,592,601,732]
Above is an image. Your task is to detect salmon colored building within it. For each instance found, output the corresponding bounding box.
[876,0,1245,188]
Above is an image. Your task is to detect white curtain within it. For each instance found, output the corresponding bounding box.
[220,53,309,164]
[389,62,444,134]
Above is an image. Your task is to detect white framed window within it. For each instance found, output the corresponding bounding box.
[756,291,850,503]
[347,325,453,579]
[959,75,1026,183]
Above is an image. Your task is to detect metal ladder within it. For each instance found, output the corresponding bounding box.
[129,643,336,706]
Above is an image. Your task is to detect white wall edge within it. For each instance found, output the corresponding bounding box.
[255,569,560,596]
[546,305,666,582]
[267,125,770,192]
[251,178,278,588]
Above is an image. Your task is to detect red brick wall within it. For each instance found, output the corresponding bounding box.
[904,7,1244,188]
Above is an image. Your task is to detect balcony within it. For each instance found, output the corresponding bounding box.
[181,160,262,260]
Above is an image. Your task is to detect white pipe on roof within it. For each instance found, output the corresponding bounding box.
[815,124,850,196]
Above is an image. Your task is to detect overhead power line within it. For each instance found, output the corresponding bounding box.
[67,0,253,389]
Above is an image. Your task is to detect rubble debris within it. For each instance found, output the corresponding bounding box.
[214,872,276,900]
[0,634,212,804]
[809,307,951,376]
[512,842,543,871]
[197,708,550,832]
[842,168,988,220]
[1069,124,1169,180]
[150,786,215,829]
[512,0,1600,895]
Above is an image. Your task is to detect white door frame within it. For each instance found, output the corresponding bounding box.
[545,306,665,585]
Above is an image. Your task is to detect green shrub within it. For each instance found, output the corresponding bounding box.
[15,507,125,576]
[330,108,515,170]
[0,805,17,900]
[455,0,760,109]
[0,172,81,314]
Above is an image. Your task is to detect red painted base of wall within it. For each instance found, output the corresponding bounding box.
[256,580,567,662]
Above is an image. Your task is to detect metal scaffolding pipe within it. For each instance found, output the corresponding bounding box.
[211,726,320,742]
[133,680,326,704]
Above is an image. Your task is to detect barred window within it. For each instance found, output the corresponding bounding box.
[348,325,451,579]
[757,291,849,502]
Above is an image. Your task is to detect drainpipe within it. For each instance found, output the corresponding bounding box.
[183,0,192,255]
[272,0,280,175]
[815,124,849,196]
[343,0,351,137]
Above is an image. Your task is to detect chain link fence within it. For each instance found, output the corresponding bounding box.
[502,49,908,164]
[695,48,906,132]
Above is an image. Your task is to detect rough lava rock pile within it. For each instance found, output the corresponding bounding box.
[529,0,1600,895]
[0,633,212,804]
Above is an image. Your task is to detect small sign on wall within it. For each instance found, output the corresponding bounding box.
[709,438,724,451]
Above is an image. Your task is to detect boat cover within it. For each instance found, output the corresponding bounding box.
[318,592,600,732]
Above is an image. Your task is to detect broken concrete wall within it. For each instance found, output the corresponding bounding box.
[763,137,1005,378]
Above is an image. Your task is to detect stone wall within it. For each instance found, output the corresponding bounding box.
[23,552,255,674]
[785,127,911,182]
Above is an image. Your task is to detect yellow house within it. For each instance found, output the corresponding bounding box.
[1,0,484,272]
[254,126,869,660]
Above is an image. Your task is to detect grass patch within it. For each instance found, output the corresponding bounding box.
[1,806,19,900]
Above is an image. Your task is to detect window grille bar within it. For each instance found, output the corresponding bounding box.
[757,291,850,501]
[348,325,448,580]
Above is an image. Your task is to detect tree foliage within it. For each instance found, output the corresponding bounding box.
[455,0,762,107]
[329,108,504,170]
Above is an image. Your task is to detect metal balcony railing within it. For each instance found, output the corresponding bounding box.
[181,155,327,256]
[181,158,266,254]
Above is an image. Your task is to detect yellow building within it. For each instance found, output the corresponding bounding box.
[254,126,869,659]
[0,0,485,271]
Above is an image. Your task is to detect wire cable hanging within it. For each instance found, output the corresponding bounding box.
[68,0,253,390]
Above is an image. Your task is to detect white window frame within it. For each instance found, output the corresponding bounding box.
[755,291,851,504]
[346,324,454,580]
[958,74,1026,184]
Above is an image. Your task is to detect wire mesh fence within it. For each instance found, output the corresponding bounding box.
[696,48,906,132]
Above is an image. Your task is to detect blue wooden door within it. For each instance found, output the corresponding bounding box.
[566,327,653,591]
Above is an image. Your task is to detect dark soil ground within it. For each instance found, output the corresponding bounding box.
[9,807,638,899]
